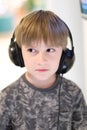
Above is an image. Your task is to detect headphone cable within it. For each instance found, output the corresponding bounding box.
[57,74,63,130]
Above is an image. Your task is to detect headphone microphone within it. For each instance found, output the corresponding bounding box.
[8,21,75,74]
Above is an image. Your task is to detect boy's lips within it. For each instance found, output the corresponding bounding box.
[35,69,49,72]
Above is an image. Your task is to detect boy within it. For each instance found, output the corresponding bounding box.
[0,10,87,130]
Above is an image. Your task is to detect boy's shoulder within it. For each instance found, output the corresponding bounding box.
[0,74,25,100]
[61,76,82,95]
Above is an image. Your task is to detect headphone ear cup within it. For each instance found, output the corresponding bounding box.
[57,48,75,74]
[8,41,24,67]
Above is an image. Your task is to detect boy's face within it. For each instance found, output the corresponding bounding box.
[21,40,62,84]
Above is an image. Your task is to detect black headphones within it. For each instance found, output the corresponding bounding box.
[8,22,75,75]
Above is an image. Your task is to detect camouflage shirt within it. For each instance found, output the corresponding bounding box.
[0,74,87,130]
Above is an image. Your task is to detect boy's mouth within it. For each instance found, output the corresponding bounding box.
[35,69,49,72]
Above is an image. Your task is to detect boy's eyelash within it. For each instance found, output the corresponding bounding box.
[27,48,36,52]
[27,49,32,52]
[47,48,55,52]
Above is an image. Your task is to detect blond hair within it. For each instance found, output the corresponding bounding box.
[15,10,69,49]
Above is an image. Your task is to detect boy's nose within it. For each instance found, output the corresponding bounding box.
[36,52,47,64]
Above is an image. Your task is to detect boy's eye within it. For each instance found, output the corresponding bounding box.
[27,48,36,53]
[47,48,55,52]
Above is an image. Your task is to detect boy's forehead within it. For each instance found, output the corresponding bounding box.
[25,40,59,47]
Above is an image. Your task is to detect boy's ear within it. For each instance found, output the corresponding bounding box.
[8,37,25,67]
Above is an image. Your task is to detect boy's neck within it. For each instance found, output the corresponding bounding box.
[25,72,57,89]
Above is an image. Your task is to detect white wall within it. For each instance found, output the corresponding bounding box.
[45,0,86,100]
[81,19,87,101]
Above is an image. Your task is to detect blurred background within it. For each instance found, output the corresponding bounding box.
[0,0,87,102]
